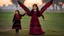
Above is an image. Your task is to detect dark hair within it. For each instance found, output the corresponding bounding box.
[30,4,41,17]
[15,10,20,14]
[15,10,21,19]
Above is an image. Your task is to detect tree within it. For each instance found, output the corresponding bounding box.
[58,1,62,11]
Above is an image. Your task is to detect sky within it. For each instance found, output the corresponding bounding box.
[0,0,43,7]
[24,0,43,7]
[0,0,12,6]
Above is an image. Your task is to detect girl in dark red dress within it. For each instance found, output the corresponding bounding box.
[17,0,53,35]
[12,10,25,34]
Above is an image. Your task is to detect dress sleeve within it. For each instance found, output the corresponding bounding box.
[18,1,30,13]
[40,12,44,19]
[40,0,53,13]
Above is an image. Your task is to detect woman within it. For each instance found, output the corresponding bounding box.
[12,10,25,34]
[28,4,45,35]
[18,0,53,35]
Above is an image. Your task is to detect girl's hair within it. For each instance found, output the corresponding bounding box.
[30,4,41,17]
[15,10,21,19]
[15,10,20,14]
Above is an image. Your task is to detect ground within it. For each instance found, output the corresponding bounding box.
[0,12,64,36]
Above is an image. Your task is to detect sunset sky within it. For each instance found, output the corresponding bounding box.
[0,0,43,7]
[0,0,12,6]
[24,0,43,7]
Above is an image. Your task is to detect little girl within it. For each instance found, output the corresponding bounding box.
[12,10,25,34]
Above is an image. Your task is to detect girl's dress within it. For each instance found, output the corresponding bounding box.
[12,14,25,29]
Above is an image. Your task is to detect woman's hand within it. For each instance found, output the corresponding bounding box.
[24,13,28,16]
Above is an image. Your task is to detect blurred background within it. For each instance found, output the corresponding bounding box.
[0,0,64,36]
[0,0,64,12]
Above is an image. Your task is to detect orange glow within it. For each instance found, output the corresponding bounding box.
[0,0,12,6]
[0,0,43,7]
[24,0,43,7]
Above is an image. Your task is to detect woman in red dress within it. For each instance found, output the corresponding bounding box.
[17,0,53,35]
[12,10,25,34]
[28,4,45,35]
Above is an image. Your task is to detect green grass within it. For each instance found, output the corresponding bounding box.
[0,12,64,36]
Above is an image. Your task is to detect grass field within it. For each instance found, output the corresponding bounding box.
[0,12,64,36]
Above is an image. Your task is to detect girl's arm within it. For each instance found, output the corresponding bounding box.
[21,13,26,16]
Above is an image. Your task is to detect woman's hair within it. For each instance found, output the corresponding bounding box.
[30,4,41,17]
[15,10,20,14]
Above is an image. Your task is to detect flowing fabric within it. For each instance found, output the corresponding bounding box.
[29,11,45,35]
[17,0,53,35]
[40,0,53,13]
[18,0,53,16]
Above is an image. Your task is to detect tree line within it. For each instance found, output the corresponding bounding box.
[43,0,64,11]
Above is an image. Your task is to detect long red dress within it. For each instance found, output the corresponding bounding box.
[27,11,45,35]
